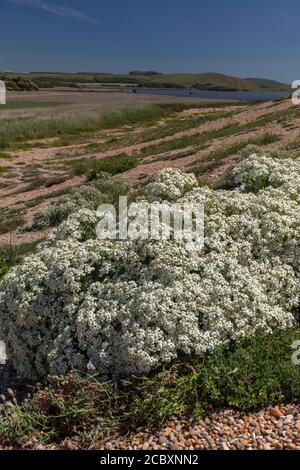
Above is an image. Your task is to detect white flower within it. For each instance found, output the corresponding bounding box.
[0,153,299,380]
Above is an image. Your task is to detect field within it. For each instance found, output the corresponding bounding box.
[0,89,300,450]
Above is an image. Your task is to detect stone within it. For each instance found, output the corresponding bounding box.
[63,440,78,450]
[6,388,14,399]
[269,407,283,418]
[163,426,172,437]
[263,443,272,450]
[285,414,294,421]
[222,443,230,450]
[158,436,168,445]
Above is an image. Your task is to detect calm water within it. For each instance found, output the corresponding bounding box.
[136,87,290,102]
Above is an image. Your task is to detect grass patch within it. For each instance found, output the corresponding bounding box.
[0,152,13,159]
[0,103,219,150]
[134,105,295,160]
[0,328,299,448]
[129,110,236,146]
[0,208,25,235]
[194,132,281,176]
[135,123,243,159]
[84,142,105,152]
[24,187,71,209]
[0,101,64,109]
[0,166,9,174]
[72,154,137,178]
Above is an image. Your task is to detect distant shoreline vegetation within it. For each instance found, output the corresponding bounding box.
[0,71,290,93]
[0,77,39,91]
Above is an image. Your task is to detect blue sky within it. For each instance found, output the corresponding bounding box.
[0,0,298,82]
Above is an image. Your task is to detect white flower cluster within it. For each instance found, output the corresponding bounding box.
[145,168,198,202]
[232,151,300,192]
[0,153,299,380]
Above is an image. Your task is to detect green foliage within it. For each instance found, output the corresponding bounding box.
[0,329,299,447]
[0,101,61,110]
[72,154,137,178]
[0,103,204,149]
[0,166,9,174]
[0,208,25,235]
[3,77,39,91]
[0,259,9,281]
[0,152,12,159]
[194,132,280,176]
[0,242,39,282]
[87,154,137,178]
[29,173,132,231]
[136,122,250,159]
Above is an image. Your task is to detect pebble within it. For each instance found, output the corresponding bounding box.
[270,407,283,418]
[101,403,300,450]
[6,388,14,400]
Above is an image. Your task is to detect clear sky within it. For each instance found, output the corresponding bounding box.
[0,0,298,83]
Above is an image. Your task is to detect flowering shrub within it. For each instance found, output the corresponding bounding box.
[0,152,299,380]
[145,168,198,202]
[232,151,299,192]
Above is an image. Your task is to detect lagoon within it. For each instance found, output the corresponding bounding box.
[136,87,290,102]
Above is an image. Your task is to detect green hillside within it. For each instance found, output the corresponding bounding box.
[0,71,291,92]
[246,77,290,91]
[133,72,290,91]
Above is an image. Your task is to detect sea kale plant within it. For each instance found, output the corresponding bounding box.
[0,150,299,380]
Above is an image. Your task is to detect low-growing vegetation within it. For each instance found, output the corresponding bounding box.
[0,328,299,448]
[2,77,39,91]
[194,132,280,175]
[0,166,9,174]
[0,152,13,159]
[27,173,132,231]
[0,101,62,110]
[135,105,299,160]
[0,103,215,150]
[72,153,137,178]
[0,207,25,235]
[0,242,39,282]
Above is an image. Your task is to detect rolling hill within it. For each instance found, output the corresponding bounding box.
[129,72,290,91]
[0,71,291,92]
[245,77,289,91]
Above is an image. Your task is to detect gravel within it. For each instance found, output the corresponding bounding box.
[102,404,300,451]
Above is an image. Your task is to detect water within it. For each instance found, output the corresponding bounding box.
[136,87,290,102]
